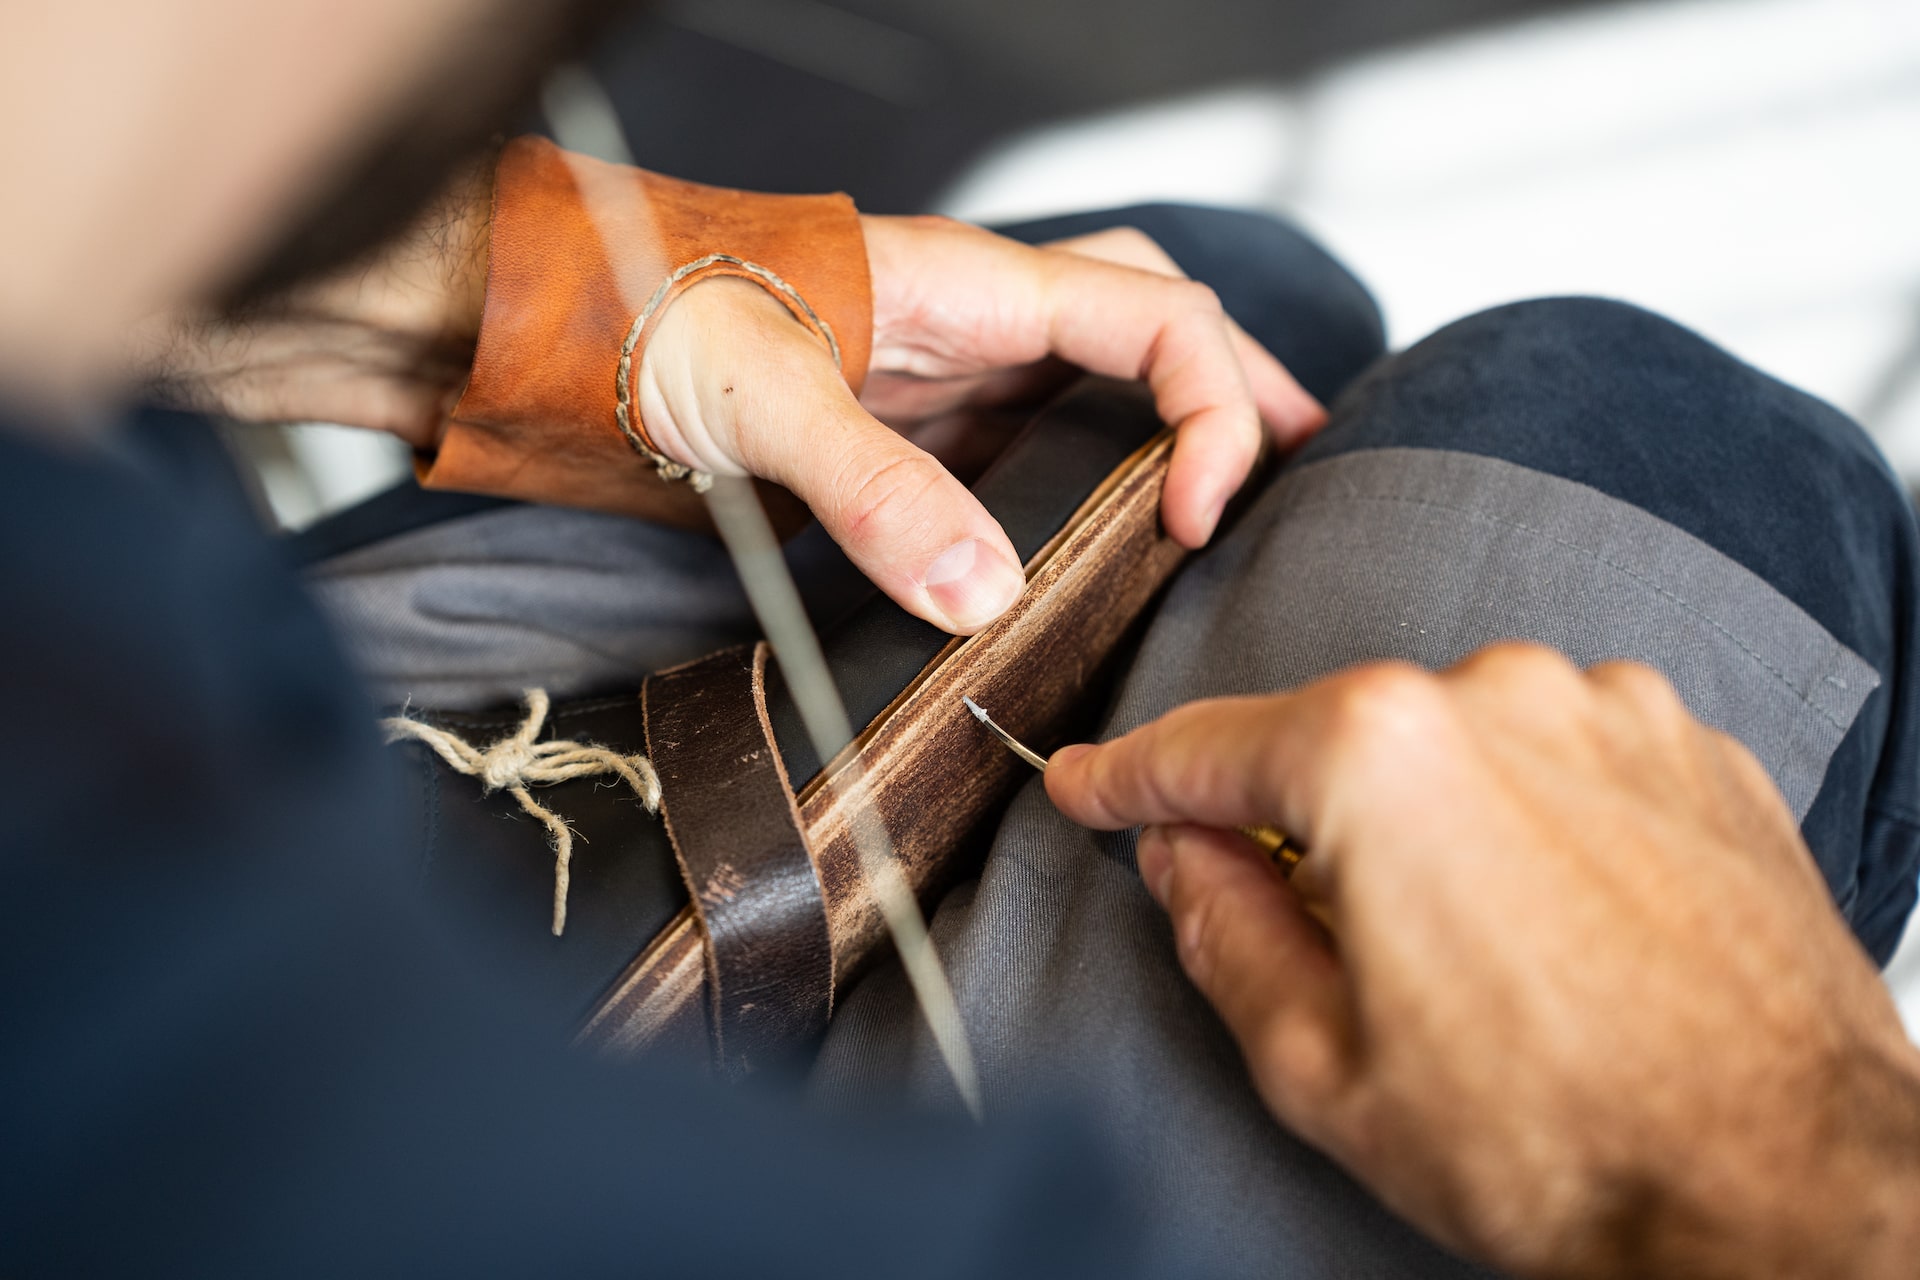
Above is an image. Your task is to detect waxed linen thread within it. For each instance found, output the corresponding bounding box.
[382,689,661,935]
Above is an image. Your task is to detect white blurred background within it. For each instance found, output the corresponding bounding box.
[254,0,1920,1033]
[941,0,1920,480]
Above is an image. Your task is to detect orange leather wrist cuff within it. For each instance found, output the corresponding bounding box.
[420,135,872,524]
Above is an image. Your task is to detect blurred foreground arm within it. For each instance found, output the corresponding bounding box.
[1046,643,1920,1279]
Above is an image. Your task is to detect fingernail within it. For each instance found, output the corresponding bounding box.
[1178,907,1210,981]
[1049,743,1094,770]
[925,538,1024,631]
[1197,486,1230,543]
[1137,826,1175,907]
[1293,394,1328,433]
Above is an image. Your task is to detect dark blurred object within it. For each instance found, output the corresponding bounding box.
[591,0,1604,212]
[218,0,632,310]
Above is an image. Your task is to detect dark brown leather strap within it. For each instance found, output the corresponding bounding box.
[642,642,831,1076]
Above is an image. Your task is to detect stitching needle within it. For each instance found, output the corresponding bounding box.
[962,696,1309,878]
[962,696,1049,771]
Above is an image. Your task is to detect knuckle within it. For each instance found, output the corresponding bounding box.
[1452,643,1594,734]
[1097,226,1180,272]
[1712,730,1786,810]
[1254,1013,1344,1113]
[1105,224,1157,252]
[1323,662,1448,756]
[1175,278,1224,316]
[1454,641,1587,710]
[899,212,967,235]
[1589,659,1682,714]
[1464,640,1579,684]
[1590,660,1700,754]
[828,446,944,547]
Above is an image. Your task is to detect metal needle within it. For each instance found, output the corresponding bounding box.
[963,696,1309,878]
[962,697,1049,771]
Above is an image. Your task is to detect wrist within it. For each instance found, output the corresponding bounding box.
[1803,1037,1920,1278]
[1647,1033,1920,1279]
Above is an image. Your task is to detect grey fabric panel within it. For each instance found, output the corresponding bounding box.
[305,505,760,710]
[812,446,1878,1279]
[1124,446,1876,819]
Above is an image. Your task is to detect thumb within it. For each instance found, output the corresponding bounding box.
[640,277,1026,635]
[1145,823,1355,1136]
[755,373,1028,635]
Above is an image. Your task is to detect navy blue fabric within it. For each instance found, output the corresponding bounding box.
[0,410,1144,1277]
[1296,298,1920,962]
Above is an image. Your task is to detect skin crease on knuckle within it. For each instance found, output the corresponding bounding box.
[823,445,947,556]
[1086,719,1191,829]
[1183,278,1225,320]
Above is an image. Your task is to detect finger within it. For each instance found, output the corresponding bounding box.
[1228,320,1325,449]
[861,356,1077,430]
[738,355,1026,636]
[1048,695,1307,834]
[1149,823,1355,1130]
[1038,228,1325,452]
[1046,664,1443,843]
[1034,253,1310,545]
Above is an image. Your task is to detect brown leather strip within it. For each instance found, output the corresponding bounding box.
[596,416,1189,1050]
[642,643,832,1076]
[419,135,871,527]
[804,427,1188,972]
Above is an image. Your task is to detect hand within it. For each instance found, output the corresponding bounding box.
[635,214,1322,634]
[143,170,1321,635]
[1045,644,1920,1279]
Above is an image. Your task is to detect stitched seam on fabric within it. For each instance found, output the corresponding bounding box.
[1285,490,1856,731]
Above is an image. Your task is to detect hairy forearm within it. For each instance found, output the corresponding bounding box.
[130,160,491,446]
[1769,1036,1920,1279]
[1537,1015,1920,1280]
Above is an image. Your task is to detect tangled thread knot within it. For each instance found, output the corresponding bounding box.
[382,689,661,935]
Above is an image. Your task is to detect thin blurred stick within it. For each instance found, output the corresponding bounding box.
[544,68,984,1120]
[705,476,982,1120]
